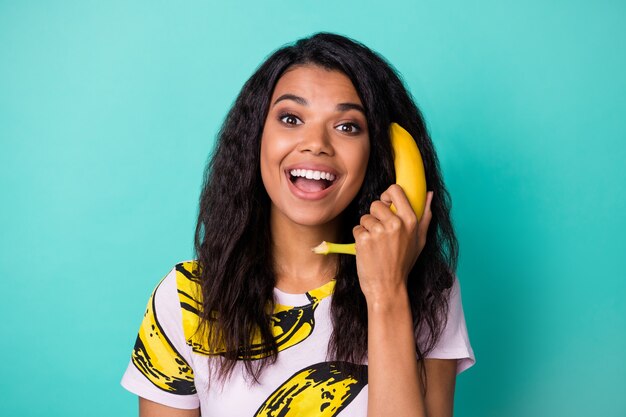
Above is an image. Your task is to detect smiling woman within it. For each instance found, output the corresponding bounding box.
[120,32,475,417]
[260,65,370,229]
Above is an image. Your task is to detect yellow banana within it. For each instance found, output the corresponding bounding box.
[313,122,427,255]
[131,276,196,394]
[176,261,333,359]
[254,362,368,417]
[387,122,428,218]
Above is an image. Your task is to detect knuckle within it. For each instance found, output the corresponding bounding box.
[388,217,402,231]
[358,232,371,244]
[370,200,384,212]
[372,224,385,234]
[406,214,418,229]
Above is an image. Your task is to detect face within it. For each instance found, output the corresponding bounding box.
[260,64,370,229]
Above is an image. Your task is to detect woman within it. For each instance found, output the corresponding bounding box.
[121,32,475,417]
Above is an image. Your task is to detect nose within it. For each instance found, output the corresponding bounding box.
[297,124,334,156]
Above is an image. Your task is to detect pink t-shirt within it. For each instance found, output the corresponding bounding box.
[121,261,475,415]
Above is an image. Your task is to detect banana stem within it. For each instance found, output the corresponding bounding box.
[312,241,356,256]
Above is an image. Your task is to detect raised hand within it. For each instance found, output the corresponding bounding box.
[353,186,434,305]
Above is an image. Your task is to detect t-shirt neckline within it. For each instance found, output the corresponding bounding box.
[273,279,336,307]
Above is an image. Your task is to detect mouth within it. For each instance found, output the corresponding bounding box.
[286,168,338,194]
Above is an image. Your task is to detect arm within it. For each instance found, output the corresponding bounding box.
[139,397,200,417]
[422,359,457,417]
[366,288,426,417]
[355,187,456,417]
[367,290,457,417]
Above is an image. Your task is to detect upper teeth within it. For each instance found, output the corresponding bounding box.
[290,169,336,181]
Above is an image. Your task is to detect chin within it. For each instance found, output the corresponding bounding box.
[290,213,335,228]
[279,207,339,228]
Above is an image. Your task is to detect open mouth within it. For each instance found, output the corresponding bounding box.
[288,169,337,193]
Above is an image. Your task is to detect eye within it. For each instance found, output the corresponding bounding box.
[278,113,303,126]
[336,122,362,134]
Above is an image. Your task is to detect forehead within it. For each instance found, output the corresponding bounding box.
[271,65,363,105]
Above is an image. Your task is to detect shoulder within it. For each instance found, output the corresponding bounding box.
[133,260,205,359]
[152,261,202,307]
[120,261,201,408]
[421,274,476,374]
[144,260,202,338]
[144,261,202,313]
[170,260,202,301]
[436,274,466,335]
[160,260,204,340]
[172,260,201,280]
[446,274,462,307]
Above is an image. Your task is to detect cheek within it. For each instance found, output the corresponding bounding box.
[259,133,289,194]
[259,141,275,193]
[351,143,370,180]
[260,130,294,168]
[352,145,370,195]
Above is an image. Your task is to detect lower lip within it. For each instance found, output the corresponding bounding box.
[285,172,338,201]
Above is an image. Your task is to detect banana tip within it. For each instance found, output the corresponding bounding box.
[312,241,329,255]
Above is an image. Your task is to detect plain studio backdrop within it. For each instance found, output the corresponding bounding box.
[1,1,624,416]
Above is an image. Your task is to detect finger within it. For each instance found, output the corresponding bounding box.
[422,191,433,222]
[352,224,367,239]
[352,224,371,252]
[417,191,434,246]
[381,184,416,226]
[360,214,385,234]
[369,200,394,222]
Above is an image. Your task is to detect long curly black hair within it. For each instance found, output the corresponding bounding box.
[194,32,458,384]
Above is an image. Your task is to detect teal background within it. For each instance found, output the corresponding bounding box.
[1,0,624,415]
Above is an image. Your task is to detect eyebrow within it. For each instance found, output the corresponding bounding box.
[272,93,366,115]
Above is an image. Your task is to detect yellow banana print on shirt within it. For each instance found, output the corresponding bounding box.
[254,362,368,417]
[131,277,196,394]
[175,261,334,359]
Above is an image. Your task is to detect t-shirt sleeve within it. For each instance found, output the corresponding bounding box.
[120,267,200,409]
[418,275,476,375]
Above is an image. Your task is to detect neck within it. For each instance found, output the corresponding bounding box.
[270,210,341,294]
